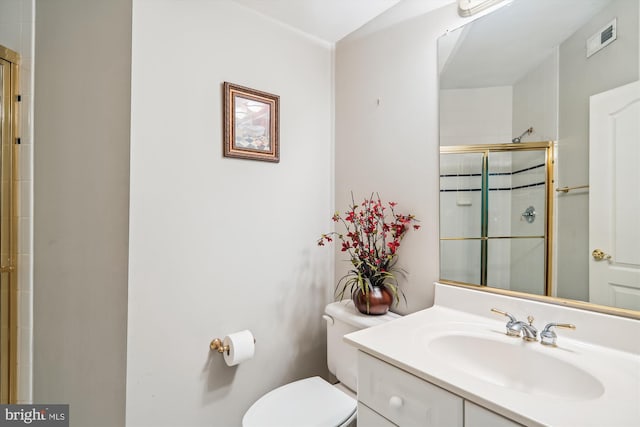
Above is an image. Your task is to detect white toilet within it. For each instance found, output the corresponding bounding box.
[242,299,400,427]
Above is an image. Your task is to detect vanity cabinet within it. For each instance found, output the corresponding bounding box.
[358,351,463,426]
[357,403,396,427]
[464,401,522,427]
[357,352,521,427]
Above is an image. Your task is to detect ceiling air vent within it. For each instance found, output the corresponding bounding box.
[587,18,617,58]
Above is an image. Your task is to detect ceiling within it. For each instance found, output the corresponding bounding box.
[229,0,454,43]
[440,0,615,89]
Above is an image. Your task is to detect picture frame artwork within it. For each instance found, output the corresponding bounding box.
[223,82,280,162]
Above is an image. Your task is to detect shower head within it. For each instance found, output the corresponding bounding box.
[512,127,533,143]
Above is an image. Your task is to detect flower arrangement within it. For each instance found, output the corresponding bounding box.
[318,193,420,310]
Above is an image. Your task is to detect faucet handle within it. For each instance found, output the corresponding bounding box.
[491,308,520,337]
[540,322,576,346]
[491,308,516,322]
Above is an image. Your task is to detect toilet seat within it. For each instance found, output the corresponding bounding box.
[242,376,356,427]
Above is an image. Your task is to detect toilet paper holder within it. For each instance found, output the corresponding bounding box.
[210,336,256,354]
[210,338,230,354]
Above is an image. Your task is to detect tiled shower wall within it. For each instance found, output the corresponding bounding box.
[0,0,35,403]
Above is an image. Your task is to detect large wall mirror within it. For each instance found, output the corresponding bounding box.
[438,0,640,318]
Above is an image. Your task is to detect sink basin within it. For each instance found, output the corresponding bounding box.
[428,333,605,401]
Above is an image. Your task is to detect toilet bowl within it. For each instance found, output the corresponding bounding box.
[242,300,400,427]
[242,377,357,427]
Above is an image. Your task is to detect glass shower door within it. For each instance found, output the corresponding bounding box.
[439,152,484,285]
[487,150,548,295]
[440,143,553,295]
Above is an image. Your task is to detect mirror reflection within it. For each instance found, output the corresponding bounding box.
[440,143,552,295]
[438,0,640,315]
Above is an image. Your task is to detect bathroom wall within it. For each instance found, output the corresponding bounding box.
[335,2,470,313]
[127,0,334,425]
[440,86,512,146]
[33,0,131,425]
[557,0,639,301]
[0,0,34,403]
[512,51,558,144]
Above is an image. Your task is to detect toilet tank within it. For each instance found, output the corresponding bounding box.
[324,300,400,392]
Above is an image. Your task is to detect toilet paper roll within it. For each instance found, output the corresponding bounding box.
[223,330,255,366]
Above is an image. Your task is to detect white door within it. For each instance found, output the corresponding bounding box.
[589,80,640,311]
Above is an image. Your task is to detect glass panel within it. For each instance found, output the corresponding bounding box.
[440,152,484,239]
[487,238,546,295]
[488,150,546,237]
[440,239,481,285]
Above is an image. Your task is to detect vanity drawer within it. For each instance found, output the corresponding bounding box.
[357,351,463,427]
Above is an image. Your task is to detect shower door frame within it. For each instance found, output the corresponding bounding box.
[440,141,555,296]
[0,44,19,404]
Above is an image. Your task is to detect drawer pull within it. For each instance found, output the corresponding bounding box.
[389,396,403,409]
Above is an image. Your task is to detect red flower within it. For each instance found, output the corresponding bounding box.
[387,240,400,254]
[317,193,421,307]
[318,193,420,286]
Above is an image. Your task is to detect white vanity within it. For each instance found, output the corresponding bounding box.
[344,283,640,427]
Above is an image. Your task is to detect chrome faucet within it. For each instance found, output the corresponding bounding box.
[491,308,538,341]
[511,316,538,342]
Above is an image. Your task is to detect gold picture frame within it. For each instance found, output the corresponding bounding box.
[223,82,279,162]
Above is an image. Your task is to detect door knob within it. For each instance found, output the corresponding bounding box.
[592,249,611,261]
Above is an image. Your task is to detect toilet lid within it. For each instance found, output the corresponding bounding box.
[242,377,356,427]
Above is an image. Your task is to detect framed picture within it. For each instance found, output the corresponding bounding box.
[223,82,280,162]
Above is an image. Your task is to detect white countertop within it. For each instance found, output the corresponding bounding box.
[344,284,640,427]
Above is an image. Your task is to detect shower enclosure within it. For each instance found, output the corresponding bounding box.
[0,45,18,403]
[439,142,553,296]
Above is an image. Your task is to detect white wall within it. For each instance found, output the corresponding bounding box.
[440,86,512,145]
[127,1,334,425]
[0,0,34,404]
[335,3,470,314]
[33,1,131,425]
[512,50,559,144]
